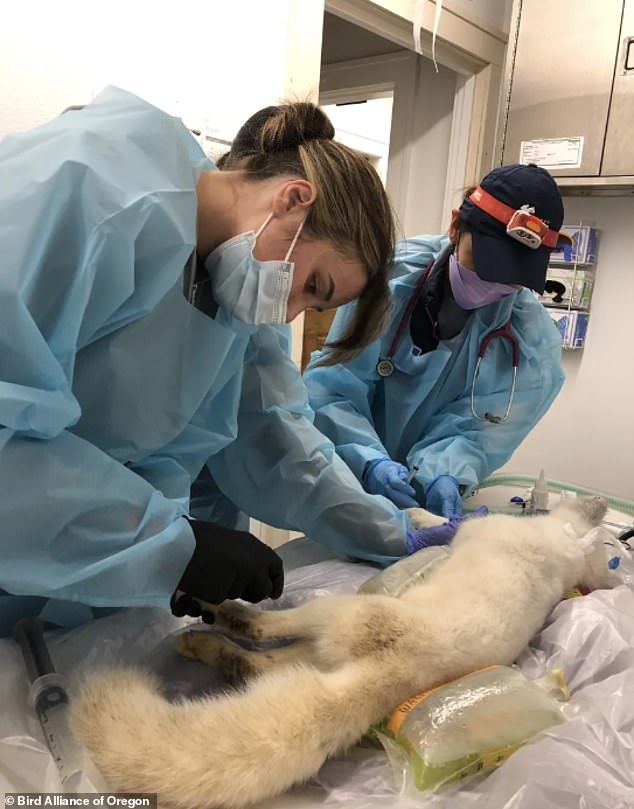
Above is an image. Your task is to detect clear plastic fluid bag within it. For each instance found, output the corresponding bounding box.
[376,665,569,794]
[357,547,451,597]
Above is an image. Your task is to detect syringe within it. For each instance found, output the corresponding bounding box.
[406,465,420,486]
[13,617,107,793]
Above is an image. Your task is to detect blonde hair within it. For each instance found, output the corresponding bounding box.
[221,102,396,365]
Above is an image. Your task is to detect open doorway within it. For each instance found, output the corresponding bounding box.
[301,90,396,371]
[301,16,402,370]
[301,10,463,370]
[321,95,394,185]
[319,11,400,188]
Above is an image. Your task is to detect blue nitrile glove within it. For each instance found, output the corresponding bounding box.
[425,475,463,518]
[363,458,419,509]
[405,507,489,554]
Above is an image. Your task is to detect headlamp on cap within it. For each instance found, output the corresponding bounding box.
[469,186,566,251]
[506,206,549,250]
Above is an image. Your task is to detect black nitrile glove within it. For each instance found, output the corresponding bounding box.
[170,519,284,618]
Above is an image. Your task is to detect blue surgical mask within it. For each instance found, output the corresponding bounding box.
[448,252,516,310]
[205,214,304,325]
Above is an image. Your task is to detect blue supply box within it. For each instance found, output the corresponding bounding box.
[550,225,599,266]
[549,308,589,349]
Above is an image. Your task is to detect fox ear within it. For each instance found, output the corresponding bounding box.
[578,496,608,526]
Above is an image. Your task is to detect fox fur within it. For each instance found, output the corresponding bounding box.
[70,497,608,808]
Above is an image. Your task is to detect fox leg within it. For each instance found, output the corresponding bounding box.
[175,629,316,681]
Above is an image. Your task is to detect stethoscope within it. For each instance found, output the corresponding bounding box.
[375,258,520,424]
[469,320,518,424]
[375,260,434,378]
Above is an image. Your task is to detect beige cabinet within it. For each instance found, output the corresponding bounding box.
[501,0,634,189]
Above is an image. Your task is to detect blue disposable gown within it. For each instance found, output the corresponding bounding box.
[304,236,565,502]
[0,87,408,634]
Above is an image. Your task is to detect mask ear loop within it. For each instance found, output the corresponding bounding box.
[254,214,305,261]
[284,219,305,261]
[255,213,274,239]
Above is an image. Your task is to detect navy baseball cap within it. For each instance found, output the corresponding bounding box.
[458,163,570,294]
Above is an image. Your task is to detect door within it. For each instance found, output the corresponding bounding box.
[502,0,623,176]
[603,0,634,174]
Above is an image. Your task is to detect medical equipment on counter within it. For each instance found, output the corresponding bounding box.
[13,618,106,793]
[508,475,572,517]
[465,474,633,583]
[529,469,549,513]
[468,473,634,521]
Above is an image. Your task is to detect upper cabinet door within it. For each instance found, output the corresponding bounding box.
[603,0,634,175]
[502,0,624,176]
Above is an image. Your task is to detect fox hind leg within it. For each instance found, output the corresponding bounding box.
[175,629,315,681]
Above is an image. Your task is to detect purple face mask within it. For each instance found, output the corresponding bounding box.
[448,252,517,310]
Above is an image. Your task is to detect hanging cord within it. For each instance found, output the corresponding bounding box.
[413,0,444,72]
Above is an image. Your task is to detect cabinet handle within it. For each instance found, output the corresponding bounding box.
[623,36,634,73]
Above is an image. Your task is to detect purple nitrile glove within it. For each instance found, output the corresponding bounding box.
[405,507,489,554]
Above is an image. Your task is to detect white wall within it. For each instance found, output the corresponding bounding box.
[0,0,321,141]
[500,196,634,500]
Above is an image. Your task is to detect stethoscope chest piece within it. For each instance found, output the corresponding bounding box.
[375,259,435,381]
[376,359,395,377]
